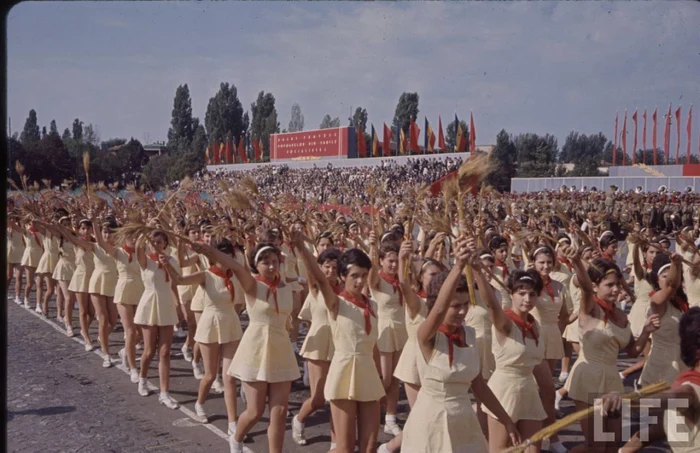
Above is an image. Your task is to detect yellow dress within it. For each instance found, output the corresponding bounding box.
[228,280,300,383]
[52,240,76,282]
[664,382,700,453]
[280,244,303,292]
[194,270,243,344]
[134,257,179,326]
[394,295,428,386]
[190,253,210,312]
[565,313,632,404]
[484,322,547,423]
[680,247,700,308]
[629,275,653,338]
[36,234,59,275]
[370,277,408,353]
[401,326,488,453]
[531,282,566,360]
[113,248,144,306]
[639,303,687,386]
[88,244,118,297]
[176,247,198,302]
[563,278,582,342]
[324,294,385,401]
[21,228,44,268]
[68,246,94,293]
[7,228,25,264]
[465,289,496,380]
[298,290,334,362]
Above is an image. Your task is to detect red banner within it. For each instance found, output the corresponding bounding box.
[270,127,350,161]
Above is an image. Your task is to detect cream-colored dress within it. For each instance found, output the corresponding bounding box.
[7,228,25,264]
[563,277,582,342]
[36,234,59,275]
[134,257,179,326]
[88,244,118,297]
[113,248,144,305]
[680,247,700,308]
[394,295,428,386]
[629,275,653,338]
[176,247,198,303]
[370,277,408,353]
[298,289,334,361]
[465,289,496,380]
[484,322,547,422]
[280,244,303,292]
[664,382,700,453]
[21,228,44,268]
[228,280,300,383]
[639,303,687,386]
[194,270,243,344]
[52,240,76,282]
[324,294,385,401]
[190,253,210,312]
[401,326,488,453]
[68,246,94,293]
[565,312,632,404]
[531,281,567,360]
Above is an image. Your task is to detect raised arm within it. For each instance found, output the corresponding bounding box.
[191,242,256,296]
[91,213,117,256]
[56,223,94,251]
[631,242,645,281]
[562,244,595,316]
[472,258,511,335]
[367,230,379,290]
[177,240,200,268]
[135,234,148,270]
[291,231,339,317]
[398,240,423,321]
[160,254,206,287]
[649,254,683,306]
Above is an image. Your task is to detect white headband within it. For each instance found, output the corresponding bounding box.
[380,232,393,243]
[480,253,495,260]
[657,263,672,277]
[58,216,70,223]
[557,237,570,244]
[598,231,614,242]
[533,246,549,257]
[254,246,276,264]
[517,276,535,283]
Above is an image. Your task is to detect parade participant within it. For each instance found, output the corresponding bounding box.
[7,204,25,305]
[33,214,60,317]
[18,216,44,310]
[401,236,521,453]
[488,235,512,283]
[165,238,243,434]
[135,230,181,409]
[315,230,335,255]
[176,225,202,363]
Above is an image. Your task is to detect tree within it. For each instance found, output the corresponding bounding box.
[62,128,71,142]
[319,114,340,129]
[101,138,128,152]
[72,118,83,142]
[167,84,200,154]
[445,119,469,152]
[83,124,100,147]
[391,92,419,135]
[485,129,517,192]
[20,109,41,147]
[141,154,177,189]
[288,103,304,132]
[7,137,25,182]
[49,120,59,137]
[514,133,558,177]
[348,107,368,132]
[250,91,279,160]
[205,82,246,147]
[41,126,47,139]
[560,131,608,176]
[191,124,208,162]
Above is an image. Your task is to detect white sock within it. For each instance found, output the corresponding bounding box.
[160,391,168,398]
[385,414,397,425]
[139,377,147,385]
[228,421,237,434]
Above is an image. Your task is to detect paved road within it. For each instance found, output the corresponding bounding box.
[6,286,672,453]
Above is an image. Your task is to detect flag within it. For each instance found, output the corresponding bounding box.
[642,109,647,164]
[613,112,618,166]
[252,138,259,162]
[399,127,406,155]
[225,138,232,164]
[664,104,672,164]
[205,145,210,165]
[469,112,476,152]
[621,110,627,166]
[632,110,638,165]
[409,118,420,153]
[371,124,380,157]
[357,126,367,158]
[687,106,693,164]
[424,117,436,153]
[675,106,681,164]
[438,115,446,151]
[219,142,225,164]
[383,123,393,156]
[238,135,247,163]
[455,114,467,152]
[652,107,658,165]
[428,170,458,196]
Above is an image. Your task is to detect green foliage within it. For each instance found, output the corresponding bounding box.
[72,118,83,142]
[485,129,517,191]
[250,91,279,160]
[320,114,340,129]
[61,128,71,142]
[288,103,304,132]
[514,133,558,178]
[49,120,59,137]
[559,131,608,176]
[391,92,419,136]
[445,119,469,153]
[20,109,41,147]
[205,82,246,146]
[348,107,368,132]
[167,84,197,153]
[141,154,176,189]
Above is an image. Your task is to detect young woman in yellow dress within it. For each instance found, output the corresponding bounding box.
[401,236,520,453]
[175,225,202,364]
[18,217,44,310]
[291,231,384,453]
[165,238,243,436]
[33,214,60,317]
[291,247,342,447]
[7,205,25,305]
[678,227,700,308]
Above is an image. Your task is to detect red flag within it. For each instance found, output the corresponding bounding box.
[613,112,618,166]
[632,110,638,165]
[642,109,647,164]
[383,123,393,156]
[225,138,232,163]
[652,107,658,165]
[211,140,217,163]
[438,115,446,151]
[675,106,681,164]
[252,139,259,162]
[621,111,627,166]
[409,118,420,153]
[664,104,672,164]
[469,112,476,152]
[428,170,458,196]
[455,114,467,152]
[238,136,247,163]
[357,127,367,158]
[687,106,693,164]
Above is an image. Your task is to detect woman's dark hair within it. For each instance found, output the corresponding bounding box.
[556,232,572,247]
[259,228,281,244]
[508,269,543,295]
[379,231,401,245]
[338,248,372,277]
[101,220,119,232]
[316,231,334,245]
[248,242,281,274]
[488,235,508,253]
[647,253,689,310]
[185,224,199,236]
[55,208,69,218]
[78,219,93,228]
[379,242,400,260]
[679,307,700,368]
[318,248,342,266]
[599,233,617,249]
[587,257,622,284]
[215,237,235,256]
[425,270,469,312]
[417,258,445,292]
[530,244,555,262]
[476,247,495,262]
[390,223,405,237]
[151,230,169,247]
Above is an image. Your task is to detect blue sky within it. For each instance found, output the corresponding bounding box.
[7,1,700,151]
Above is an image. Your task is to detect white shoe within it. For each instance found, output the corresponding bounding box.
[378,444,390,453]
[292,415,307,445]
[193,361,204,380]
[229,437,254,453]
[130,369,139,384]
[619,372,625,380]
[558,371,569,383]
[194,402,209,423]
[330,442,337,450]
[550,441,568,453]
[85,342,94,352]
[555,391,563,411]
[35,304,42,314]
[181,344,193,362]
[384,422,401,436]
[102,356,112,368]
[136,342,143,351]
[159,393,179,410]
[138,379,149,396]
[212,376,225,394]
[14,296,21,305]
[23,298,30,308]
[302,361,310,387]
[174,326,187,339]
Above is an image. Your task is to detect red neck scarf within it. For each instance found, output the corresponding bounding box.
[602,252,614,262]
[28,227,42,248]
[340,289,375,334]
[649,290,689,313]
[593,296,616,323]
[379,270,403,306]
[541,276,555,300]
[122,245,135,263]
[438,325,466,367]
[147,253,169,282]
[673,369,700,389]
[417,289,427,299]
[331,282,343,295]
[209,265,235,302]
[558,257,573,272]
[504,309,539,346]
[495,259,510,278]
[256,275,280,313]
